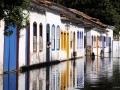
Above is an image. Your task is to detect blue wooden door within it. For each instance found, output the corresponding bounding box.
[3,25,17,90]
[46,24,50,62]
[46,24,50,90]
[4,25,17,72]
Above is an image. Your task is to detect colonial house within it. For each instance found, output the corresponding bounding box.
[0,0,115,90]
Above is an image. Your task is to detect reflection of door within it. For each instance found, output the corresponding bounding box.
[46,24,50,62]
[3,72,17,90]
[67,32,70,58]
[4,25,17,72]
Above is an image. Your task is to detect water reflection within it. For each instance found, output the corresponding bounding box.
[84,54,118,90]
[1,54,120,90]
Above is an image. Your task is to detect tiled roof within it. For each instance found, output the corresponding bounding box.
[68,8,106,26]
[60,12,93,28]
[31,0,108,30]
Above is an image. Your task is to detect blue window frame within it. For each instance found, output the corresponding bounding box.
[77,31,79,49]
[56,25,60,50]
[100,36,102,48]
[80,32,81,48]
[51,25,55,50]
[81,32,83,48]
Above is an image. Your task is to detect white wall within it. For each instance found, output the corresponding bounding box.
[0,20,4,75]
[29,7,46,64]
[0,20,4,90]
[46,10,64,61]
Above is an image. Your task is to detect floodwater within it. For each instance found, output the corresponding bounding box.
[0,52,120,90]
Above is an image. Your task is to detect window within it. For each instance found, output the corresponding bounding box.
[84,36,86,48]
[94,36,96,47]
[64,32,66,50]
[106,37,110,47]
[39,23,43,51]
[104,36,106,47]
[81,32,83,48]
[33,22,37,52]
[92,35,93,47]
[56,26,60,50]
[80,32,81,48]
[73,32,76,50]
[100,36,101,48]
[77,31,79,49]
[109,37,111,46]
[61,31,64,50]
[70,31,73,49]
[97,36,100,47]
[51,25,55,50]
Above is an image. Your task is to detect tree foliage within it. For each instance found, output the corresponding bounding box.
[0,0,30,36]
[52,0,120,35]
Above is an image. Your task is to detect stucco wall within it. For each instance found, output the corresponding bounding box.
[0,20,4,90]
[0,20,4,75]
[29,7,46,65]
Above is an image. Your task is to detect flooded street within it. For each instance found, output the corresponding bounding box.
[1,52,120,90]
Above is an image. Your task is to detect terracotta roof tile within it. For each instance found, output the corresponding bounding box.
[31,0,107,30]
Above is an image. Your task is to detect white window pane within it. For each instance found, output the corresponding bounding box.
[56,39,60,49]
[33,36,37,50]
[52,40,54,49]
[39,36,43,50]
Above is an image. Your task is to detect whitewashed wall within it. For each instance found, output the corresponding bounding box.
[0,20,4,75]
[112,40,120,57]
[91,29,103,56]
[76,26,84,57]
[0,20,4,90]
[19,28,26,67]
[46,10,64,61]
[29,7,46,64]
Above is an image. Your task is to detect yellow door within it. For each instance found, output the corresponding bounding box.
[73,32,76,52]
[67,32,70,58]
[97,36,98,56]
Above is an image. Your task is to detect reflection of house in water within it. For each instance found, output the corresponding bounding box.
[50,65,60,90]
[100,57,113,79]
[85,56,113,85]
[29,68,46,90]
[3,72,17,90]
[85,56,100,83]
[60,61,70,90]
[75,58,84,89]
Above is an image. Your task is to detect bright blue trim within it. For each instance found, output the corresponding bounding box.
[79,31,81,48]
[77,31,79,49]
[56,25,60,50]
[52,24,55,50]
[46,23,50,62]
[81,32,83,48]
